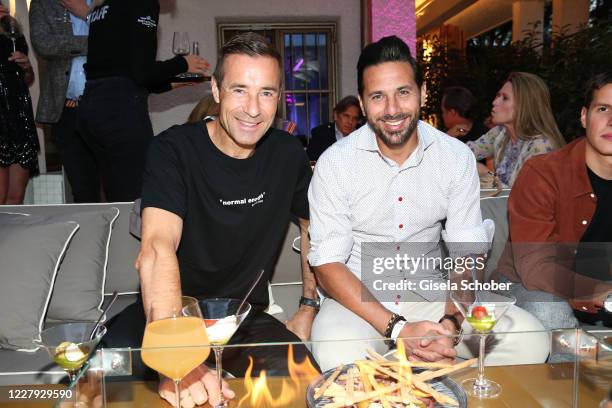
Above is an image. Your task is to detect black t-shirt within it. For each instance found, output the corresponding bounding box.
[141,121,312,307]
[85,0,187,93]
[575,167,612,281]
[581,167,612,243]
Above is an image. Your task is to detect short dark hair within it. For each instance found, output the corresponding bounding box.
[584,71,612,108]
[334,95,361,115]
[213,32,282,86]
[357,36,423,96]
[442,86,476,119]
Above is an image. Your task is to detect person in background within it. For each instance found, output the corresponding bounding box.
[307,95,362,161]
[77,0,210,202]
[0,6,38,204]
[494,72,612,330]
[30,0,100,203]
[467,72,565,188]
[441,86,489,142]
[187,94,219,123]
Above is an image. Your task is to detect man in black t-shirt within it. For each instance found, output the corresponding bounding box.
[108,33,319,407]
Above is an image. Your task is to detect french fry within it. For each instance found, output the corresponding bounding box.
[356,362,373,393]
[346,367,355,405]
[324,384,404,408]
[415,358,476,382]
[317,352,467,408]
[368,373,391,408]
[413,378,459,407]
[366,347,387,362]
[314,364,344,399]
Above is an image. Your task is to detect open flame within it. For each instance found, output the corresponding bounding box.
[239,344,320,407]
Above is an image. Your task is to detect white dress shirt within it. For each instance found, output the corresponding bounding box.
[308,120,488,308]
[334,124,344,141]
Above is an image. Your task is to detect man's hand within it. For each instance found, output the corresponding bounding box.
[398,321,456,363]
[285,306,316,341]
[569,290,610,314]
[8,52,32,71]
[171,82,197,90]
[60,0,90,20]
[183,55,210,75]
[158,364,235,408]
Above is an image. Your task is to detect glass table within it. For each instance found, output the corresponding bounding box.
[0,329,609,407]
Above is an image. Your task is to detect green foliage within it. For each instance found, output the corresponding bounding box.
[417,22,612,141]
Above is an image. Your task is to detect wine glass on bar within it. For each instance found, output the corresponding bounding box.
[172,31,190,57]
[141,300,210,408]
[193,298,251,408]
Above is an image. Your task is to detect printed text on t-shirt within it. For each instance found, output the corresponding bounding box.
[219,192,266,207]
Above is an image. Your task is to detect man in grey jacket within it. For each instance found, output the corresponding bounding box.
[30,0,100,202]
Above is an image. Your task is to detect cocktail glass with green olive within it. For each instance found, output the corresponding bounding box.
[451,291,516,399]
[36,322,106,385]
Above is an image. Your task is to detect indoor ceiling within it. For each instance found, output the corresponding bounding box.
[416,0,514,38]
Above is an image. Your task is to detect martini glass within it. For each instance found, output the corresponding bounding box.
[141,301,210,408]
[36,322,107,407]
[194,298,251,408]
[451,291,516,399]
[36,322,106,384]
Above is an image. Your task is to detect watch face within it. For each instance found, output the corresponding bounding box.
[605,294,612,313]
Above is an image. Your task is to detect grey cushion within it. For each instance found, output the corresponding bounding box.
[1,203,141,295]
[0,214,79,351]
[45,208,120,322]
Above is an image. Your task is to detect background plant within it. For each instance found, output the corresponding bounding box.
[418,22,612,141]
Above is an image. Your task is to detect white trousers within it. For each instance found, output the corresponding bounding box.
[311,298,550,372]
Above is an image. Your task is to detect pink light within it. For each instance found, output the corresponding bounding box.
[292,58,304,72]
[370,0,416,56]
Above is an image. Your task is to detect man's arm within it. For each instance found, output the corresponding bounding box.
[285,218,318,340]
[509,161,612,302]
[29,0,88,58]
[298,218,317,300]
[135,207,183,318]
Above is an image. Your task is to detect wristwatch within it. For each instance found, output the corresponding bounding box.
[439,314,464,346]
[604,294,612,313]
[299,296,320,310]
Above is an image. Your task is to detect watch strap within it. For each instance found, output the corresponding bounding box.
[439,314,461,332]
[299,296,320,309]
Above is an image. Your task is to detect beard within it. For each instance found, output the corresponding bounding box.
[368,110,420,147]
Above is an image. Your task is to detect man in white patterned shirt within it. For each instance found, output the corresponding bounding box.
[308,36,548,371]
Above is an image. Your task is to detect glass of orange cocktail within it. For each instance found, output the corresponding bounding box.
[141,298,210,408]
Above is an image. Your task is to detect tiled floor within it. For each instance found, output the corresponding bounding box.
[24,173,65,204]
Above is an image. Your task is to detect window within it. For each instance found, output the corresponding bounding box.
[218,22,337,138]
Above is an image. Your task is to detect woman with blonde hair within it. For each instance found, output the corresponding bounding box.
[468,72,565,188]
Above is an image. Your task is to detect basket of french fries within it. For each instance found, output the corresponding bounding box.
[306,349,474,408]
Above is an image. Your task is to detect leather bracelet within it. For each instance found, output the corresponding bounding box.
[299,296,320,309]
[383,313,406,347]
[439,314,463,346]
